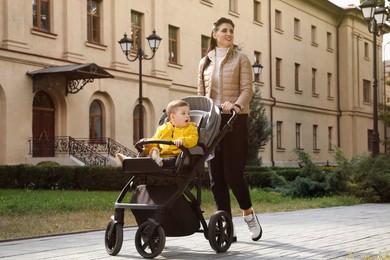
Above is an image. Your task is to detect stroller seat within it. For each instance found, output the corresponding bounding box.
[122,96,221,176]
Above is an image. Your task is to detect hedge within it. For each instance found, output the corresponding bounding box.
[0,164,302,191]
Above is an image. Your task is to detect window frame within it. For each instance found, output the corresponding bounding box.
[201,35,210,58]
[328,126,333,151]
[295,63,300,92]
[296,123,301,149]
[327,31,333,50]
[254,0,261,23]
[89,100,103,141]
[327,72,333,98]
[364,42,370,59]
[87,0,102,44]
[229,0,238,13]
[131,10,143,53]
[312,68,318,96]
[276,58,282,87]
[313,124,319,151]
[363,79,371,103]
[294,18,301,39]
[168,25,179,64]
[311,25,317,46]
[275,10,282,31]
[32,0,51,32]
[276,121,283,149]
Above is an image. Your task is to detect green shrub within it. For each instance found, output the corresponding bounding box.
[286,176,327,198]
[350,154,390,202]
[330,149,390,202]
[271,167,301,181]
[36,161,61,167]
[326,148,353,194]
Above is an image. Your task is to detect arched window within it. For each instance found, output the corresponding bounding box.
[89,100,102,140]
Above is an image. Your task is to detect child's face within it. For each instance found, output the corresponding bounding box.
[170,105,190,127]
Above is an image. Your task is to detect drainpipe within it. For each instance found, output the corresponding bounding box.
[268,0,276,166]
[336,14,346,150]
[383,41,390,154]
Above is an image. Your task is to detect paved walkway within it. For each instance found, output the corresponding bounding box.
[0,204,389,259]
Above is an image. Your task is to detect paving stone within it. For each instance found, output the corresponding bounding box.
[0,204,389,259]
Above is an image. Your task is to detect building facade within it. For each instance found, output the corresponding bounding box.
[0,0,386,166]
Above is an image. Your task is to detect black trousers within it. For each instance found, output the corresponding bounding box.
[208,114,252,217]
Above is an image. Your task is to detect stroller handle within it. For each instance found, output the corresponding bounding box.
[135,139,188,154]
[222,108,238,133]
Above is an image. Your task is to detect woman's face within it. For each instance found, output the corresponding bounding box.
[213,23,234,48]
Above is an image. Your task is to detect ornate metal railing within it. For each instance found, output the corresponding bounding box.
[63,137,137,158]
[68,137,108,165]
[28,136,137,165]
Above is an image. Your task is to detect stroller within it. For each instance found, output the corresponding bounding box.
[104,96,237,259]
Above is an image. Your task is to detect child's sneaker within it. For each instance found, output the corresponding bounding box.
[115,153,131,166]
[244,209,262,241]
[149,148,163,167]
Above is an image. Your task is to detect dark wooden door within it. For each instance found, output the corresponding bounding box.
[32,92,55,157]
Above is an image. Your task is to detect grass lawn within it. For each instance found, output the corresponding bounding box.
[0,188,361,240]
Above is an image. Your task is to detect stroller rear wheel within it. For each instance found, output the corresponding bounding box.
[104,221,123,255]
[135,221,166,259]
[208,210,233,253]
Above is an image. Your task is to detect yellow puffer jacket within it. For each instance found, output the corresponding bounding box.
[197,46,253,114]
[147,122,199,158]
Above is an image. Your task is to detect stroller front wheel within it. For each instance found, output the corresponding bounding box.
[135,221,166,259]
[104,220,123,255]
[208,210,233,253]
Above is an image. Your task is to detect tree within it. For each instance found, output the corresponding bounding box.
[379,103,390,153]
[247,86,272,165]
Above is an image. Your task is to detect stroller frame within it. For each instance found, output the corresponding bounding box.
[104,96,237,258]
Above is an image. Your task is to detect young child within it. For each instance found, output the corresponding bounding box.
[116,99,199,167]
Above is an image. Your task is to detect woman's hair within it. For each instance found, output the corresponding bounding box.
[208,17,235,52]
[166,99,189,118]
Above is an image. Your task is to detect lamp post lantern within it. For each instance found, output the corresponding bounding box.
[252,60,263,82]
[118,30,162,140]
[252,61,263,76]
[360,1,388,155]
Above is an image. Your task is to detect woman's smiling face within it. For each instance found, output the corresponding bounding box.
[213,23,234,48]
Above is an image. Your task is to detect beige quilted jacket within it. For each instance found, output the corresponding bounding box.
[197,47,253,114]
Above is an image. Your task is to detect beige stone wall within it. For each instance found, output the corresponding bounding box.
[0,0,385,165]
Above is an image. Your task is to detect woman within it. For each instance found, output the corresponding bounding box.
[197,17,262,241]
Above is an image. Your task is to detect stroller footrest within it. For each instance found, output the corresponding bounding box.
[122,157,163,174]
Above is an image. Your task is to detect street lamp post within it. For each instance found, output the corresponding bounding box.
[360,0,388,155]
[118,30,162,139]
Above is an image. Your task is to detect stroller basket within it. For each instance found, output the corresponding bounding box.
[130,184,200,236]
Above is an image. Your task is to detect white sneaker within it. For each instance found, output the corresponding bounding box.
[244,209,262,241]
[115,153,131,166]
[149,148,163,167]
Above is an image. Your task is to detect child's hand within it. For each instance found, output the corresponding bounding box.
[173,139,183,147]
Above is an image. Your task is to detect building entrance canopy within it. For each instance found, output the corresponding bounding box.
[27,63,114,95]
